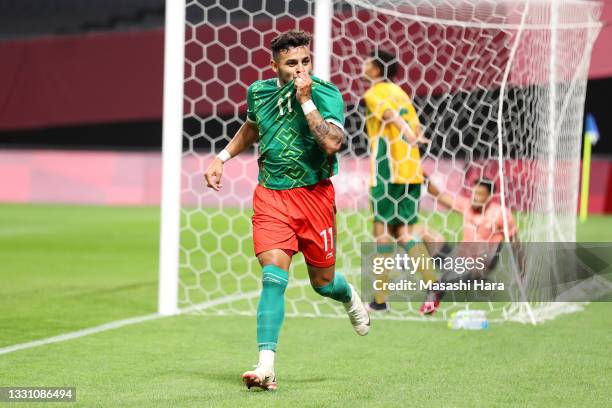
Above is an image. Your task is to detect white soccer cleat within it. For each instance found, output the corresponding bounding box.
[242,365,277,391]
[343,283,370,336]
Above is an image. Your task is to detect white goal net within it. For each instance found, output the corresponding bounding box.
[176,0,602,323]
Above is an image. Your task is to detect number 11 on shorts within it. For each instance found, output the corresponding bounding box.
[319,227,334,252]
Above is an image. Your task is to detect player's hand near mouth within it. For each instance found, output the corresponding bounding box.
[294,71,313,104]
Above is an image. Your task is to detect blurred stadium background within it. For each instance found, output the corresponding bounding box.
[0,1,611,406]
[1,1,612,206]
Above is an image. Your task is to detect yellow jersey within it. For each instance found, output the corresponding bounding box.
[364,81,424,186]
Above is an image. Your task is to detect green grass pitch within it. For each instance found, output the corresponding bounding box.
[0,204,610,407]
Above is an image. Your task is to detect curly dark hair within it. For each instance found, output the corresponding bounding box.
[370,49,398,79]
[270,30,312,60]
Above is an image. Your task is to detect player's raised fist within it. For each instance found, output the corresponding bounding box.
[204,158,224,191]
[294,71,312,104]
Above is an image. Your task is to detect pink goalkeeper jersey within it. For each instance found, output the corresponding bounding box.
[452,196,516,243]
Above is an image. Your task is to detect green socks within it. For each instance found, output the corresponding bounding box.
[257,266,353,351]
[257,264,288,351]
[313,272,352,303]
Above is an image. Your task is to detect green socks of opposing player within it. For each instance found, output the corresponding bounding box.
[257,264,288,351]
[313,272,352,303]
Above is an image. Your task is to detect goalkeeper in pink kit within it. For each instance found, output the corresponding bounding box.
[420,178,519,313]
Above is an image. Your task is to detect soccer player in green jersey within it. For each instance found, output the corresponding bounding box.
[204,30,370,391]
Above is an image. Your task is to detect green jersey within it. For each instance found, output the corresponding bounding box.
[246,76,344,190]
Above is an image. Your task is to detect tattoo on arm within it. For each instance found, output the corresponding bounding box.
[305,109,343,153]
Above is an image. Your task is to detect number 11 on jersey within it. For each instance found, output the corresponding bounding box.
[277,92,293,115]
[319,227,334,252]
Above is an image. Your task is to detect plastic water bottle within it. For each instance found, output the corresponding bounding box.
[448,310,489,330]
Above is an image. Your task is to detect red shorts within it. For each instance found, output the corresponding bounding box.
[252,179,336,268]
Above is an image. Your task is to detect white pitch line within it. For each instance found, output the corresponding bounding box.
[0,289,264,356]
[0,313,161,355]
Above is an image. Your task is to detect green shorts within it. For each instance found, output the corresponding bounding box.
[370,183,421,225]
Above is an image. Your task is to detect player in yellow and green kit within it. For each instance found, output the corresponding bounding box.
[204,31,370,391]
[362,49,440,314]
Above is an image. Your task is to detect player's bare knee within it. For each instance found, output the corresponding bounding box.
[393,236,407,246]
[307,264,334,288]
[311,275,333,297]
[310,275,332,288]
[257,249,291,271]
[396,232,417,245]
[375,234,393,243]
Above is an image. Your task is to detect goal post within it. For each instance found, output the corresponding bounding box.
[159,0,602,321]
[158,0,186,316]
[314,0,333,81]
